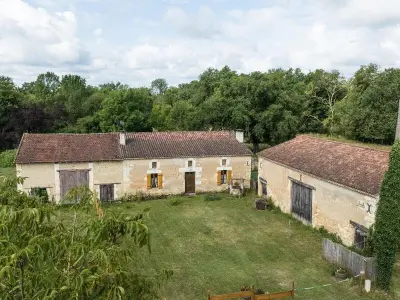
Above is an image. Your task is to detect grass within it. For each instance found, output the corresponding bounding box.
[0,167,15,178]
[305,133,392,151]
[58,194,399,299]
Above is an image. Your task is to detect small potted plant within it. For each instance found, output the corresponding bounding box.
[335,267,348,280]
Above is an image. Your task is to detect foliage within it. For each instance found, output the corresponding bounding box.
[374,140,400,291]
[265,196,276,211]
[0,177,170,299]
[0,149,16,168]
[203,193,222,201]
[0,64,399,150]
[317,226,343,244]
[168,198,183,206]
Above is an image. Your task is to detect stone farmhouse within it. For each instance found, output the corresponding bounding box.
[257,135,389,247]
[16,130,252,203]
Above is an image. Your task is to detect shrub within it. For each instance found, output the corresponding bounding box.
[203,193,222,201]
[317,226,342,244]
[168,198,183,206]
[375,140,400,291]
[0,149,17,168]
[265,196,275,210]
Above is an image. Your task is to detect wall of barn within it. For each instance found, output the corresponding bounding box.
[17,161,123,203]
[257,157,377,246]
[122,156,252,196]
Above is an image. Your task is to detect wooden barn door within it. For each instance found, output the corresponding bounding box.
[59,170,89,200]
[185,172,196,194]
[291,181,313,223]
[100,184,114,202]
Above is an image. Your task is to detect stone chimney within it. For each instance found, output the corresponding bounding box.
[119,132,126,145]
[396,99,400,140]
[235,129,244,143]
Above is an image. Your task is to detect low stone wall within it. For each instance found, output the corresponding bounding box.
[322,238,376,280]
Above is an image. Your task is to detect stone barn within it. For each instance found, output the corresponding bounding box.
[257,135,389,247]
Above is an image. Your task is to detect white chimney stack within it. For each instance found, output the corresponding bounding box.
[119,132,126,145]
[235,129,244,143]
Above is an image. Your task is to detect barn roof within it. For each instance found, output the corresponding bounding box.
[16,131,252,164]
[16,133,121,164]
[258,135,390,196]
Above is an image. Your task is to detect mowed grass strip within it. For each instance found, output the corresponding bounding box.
[57,195,399,300]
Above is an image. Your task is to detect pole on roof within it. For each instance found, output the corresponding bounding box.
[396,99,400,141]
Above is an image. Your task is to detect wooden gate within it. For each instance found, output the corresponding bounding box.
[59,170,89,200]
[100,184,114,202]
[291,181,313,223]
[185,172,196,194]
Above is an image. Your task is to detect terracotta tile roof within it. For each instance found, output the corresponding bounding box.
[16,131,252,164]
[121,131,252,159]
[16,133,120,164]
[258,135,389,196]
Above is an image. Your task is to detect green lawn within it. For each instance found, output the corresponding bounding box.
[0,167,15,178]
[57,195,399,300]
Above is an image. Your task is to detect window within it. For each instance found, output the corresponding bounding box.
[351,221,368,249]
[222,159,227,166]
[188,160,193,167]
[220,170,228,184]
[30,187,49,203]
[152,161,157,169]
[151,173,158,188]
[260,178,267,197]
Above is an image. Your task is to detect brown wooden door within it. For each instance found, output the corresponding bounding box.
[185,172,196,194]
[59,170,89,200]
[100,184,114,202]
[291,181,312,223]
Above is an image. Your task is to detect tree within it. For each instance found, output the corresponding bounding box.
[374,140,400,290]
[98,88,154,132]
[0,178,171,299]
[151,78,168,95]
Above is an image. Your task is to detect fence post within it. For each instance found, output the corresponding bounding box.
[292,282,295,299]
[251,286,255,300]
[207,290,211,300]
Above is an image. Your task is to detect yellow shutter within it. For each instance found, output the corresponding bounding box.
[217,171,221,185]
[158,173,163,189]
[227,170,232,185]
[146,174,151,189]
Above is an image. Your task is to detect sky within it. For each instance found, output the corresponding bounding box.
[0,0,400,87]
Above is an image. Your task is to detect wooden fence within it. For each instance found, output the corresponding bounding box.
[322,238,376,280]
[208,284,295,300]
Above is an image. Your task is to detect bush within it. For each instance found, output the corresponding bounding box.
[317,226,342,244]
[168,198,183,206]
[203,193,222,201]
[0,149,17,168]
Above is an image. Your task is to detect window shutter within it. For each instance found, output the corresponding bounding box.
[227,170,232,184]
[217,171,221,185]
[158,173,163,189]
[146,174,151,189]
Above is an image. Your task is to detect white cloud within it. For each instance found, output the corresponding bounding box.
[0,0,88,67]
[2,0,400,86]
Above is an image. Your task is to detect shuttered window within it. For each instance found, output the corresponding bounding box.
[147,173,162,189]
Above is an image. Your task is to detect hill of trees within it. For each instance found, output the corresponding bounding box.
[1,63,399,151]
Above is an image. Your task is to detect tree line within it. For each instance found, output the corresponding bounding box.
[1,64,399,151]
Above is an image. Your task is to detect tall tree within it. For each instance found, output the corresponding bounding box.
[151,78,168,95]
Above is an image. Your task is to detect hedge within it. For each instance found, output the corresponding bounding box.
[0,149,17,168]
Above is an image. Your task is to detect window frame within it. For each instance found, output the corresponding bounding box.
[188,160,193,167]
[222,159,227,166]
[151,161,157,169]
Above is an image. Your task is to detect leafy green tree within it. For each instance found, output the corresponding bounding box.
[98,88,154,132]
[374,140,400,290]
[151,78,168,95]
[0,178,171,299]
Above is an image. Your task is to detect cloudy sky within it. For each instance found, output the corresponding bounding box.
[1,0,400,86]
